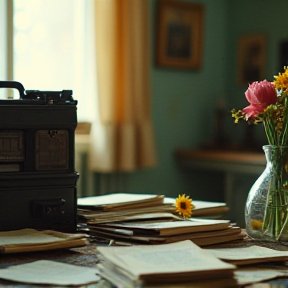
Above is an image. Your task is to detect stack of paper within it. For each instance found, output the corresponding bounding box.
[0,229,89,253]
[96,240,237,287]
[88,218,244,246]
[77,193,244,246]
[78,193,229,223]
[206,245,288,265]
[205,245,288,286]
[77,193,175,224]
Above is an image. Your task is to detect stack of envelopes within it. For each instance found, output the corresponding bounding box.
[77,193,244,246]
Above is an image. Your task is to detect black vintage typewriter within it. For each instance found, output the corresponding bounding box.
[0,81,79,232]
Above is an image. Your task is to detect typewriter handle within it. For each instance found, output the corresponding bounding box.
[0,81,25,98]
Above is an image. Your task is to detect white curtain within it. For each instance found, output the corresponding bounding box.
[88,0,157,172]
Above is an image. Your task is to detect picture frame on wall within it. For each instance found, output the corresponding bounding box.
[156,0,204,70]
[237,34,266,86]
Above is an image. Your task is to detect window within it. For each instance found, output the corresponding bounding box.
[2,0,97,123]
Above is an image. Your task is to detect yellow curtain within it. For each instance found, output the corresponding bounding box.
[89,0,157,172]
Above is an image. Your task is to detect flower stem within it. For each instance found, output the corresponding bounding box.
[262,147,288,240]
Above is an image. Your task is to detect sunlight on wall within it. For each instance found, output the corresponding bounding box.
[11,0,98,123]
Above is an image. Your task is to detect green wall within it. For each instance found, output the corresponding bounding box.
[226,0,288,144]
[122,0,288,200]
[124,0,228,199]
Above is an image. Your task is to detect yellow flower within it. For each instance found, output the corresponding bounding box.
[273,66,288,95]
[175,194,193,219]
[231,109,244,123]
[250,219,263,230]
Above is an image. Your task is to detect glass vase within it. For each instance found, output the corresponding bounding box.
[245,145,288,241]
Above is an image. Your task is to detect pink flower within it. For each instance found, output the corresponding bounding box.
[242,80,277,120]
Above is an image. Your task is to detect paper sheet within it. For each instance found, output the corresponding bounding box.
[0,260,101,286]
[235,268,288,285]
[0,233,64,245]
[206,245,288,260]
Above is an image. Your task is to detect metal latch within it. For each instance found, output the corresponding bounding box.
[32,199,65,218]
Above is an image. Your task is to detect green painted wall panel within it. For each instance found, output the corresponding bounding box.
[125,0,229,198]
[118,0,288,201]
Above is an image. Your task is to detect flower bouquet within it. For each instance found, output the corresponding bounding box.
[232,67,288,241]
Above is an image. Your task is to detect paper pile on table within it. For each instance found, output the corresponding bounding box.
[96,240,237,287]
[0,229,88,253]
[77,193,244,246]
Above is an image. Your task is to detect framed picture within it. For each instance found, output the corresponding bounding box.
[237,35,266,86]
[156,0,204,69]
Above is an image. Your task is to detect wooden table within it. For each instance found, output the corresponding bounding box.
[0,241,105,288]
[1,238,288,287]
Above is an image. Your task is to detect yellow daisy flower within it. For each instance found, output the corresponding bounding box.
[273,66,288,95]
[175,194,193,219]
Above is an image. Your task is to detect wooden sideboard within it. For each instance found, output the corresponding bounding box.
[175,149,266,227]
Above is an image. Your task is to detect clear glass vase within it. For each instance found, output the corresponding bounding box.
[245,145,288,241]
